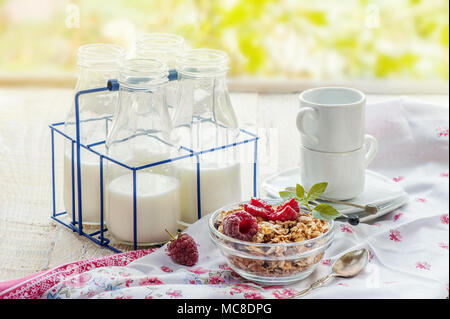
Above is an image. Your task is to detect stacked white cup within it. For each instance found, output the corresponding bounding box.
[296,87,378,200]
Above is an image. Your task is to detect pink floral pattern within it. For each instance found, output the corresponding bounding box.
[321,259,331,266]
[438,242,449,250]
[415,197,427,203]
[415,262,431,270]
[244,292,264,299]
[440,172,449,178]
[389,229,402,242]
[208,275,225,285]
[368,250,374,262]
[188,267,210,274]
[229,283,260,295]
[160,266,173,273]
[393,176,404,182]
[139,277,163,285]
[340,224,353,233]
[62,273,91,289]
[436,127,449,137]
[272,288,296,299]
[184,267,242,287]
[219,263,232,271]
[393,212,403,221]
[261,285,283,290]
[441,214,449,224]
[166,290,182,298]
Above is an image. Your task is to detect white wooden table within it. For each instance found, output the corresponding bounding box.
[0,87,447,281]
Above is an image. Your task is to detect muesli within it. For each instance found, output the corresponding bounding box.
[213,198,332,277]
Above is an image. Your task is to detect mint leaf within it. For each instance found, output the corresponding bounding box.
[306,182,328,201]
[279,191,295,201]
[279,182,342,222]
[312,203,341,221]
[312,210,334,221]
[296,184,305,199]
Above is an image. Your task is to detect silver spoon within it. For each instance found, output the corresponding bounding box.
[290,248,369,298]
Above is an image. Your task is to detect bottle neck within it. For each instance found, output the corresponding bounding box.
[77,43,125,69]
[135,33,185,69]
[118,59,169,90]
[75,43,125,90]
[76,67,120,90]
[177,49,229,79]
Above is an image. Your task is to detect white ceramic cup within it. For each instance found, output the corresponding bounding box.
[297,87,368,153]
[299,135,378,200]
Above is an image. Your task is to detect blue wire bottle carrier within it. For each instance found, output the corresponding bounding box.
[49,78,259,253]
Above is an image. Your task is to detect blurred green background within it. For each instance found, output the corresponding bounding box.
[0,0,448,81]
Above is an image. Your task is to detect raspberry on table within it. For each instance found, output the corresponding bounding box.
[269,205,299,221]
[222,211,258,241]
[166,232,199,266]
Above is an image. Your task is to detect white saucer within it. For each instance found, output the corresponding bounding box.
[261,168,409,223]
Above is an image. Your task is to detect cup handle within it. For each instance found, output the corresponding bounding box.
[296,107,319,145]
[363,134,378,167]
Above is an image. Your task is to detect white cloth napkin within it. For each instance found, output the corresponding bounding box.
[41,97,449,299]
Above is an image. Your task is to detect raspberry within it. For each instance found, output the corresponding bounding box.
[222,211,258,241]
[269,205,298,221]
[243,203,271,219]
[276,198,300,213]
[166,232,199,266]
[250,197,275,214]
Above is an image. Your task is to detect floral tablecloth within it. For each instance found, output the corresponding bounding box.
[0,97,448,299]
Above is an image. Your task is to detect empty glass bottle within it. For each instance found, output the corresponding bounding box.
[105,59,180,245]
[63,43,125,225]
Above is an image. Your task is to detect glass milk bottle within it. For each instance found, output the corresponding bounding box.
[63,43,125,225]
[172,49,242,225]
[105,59,180,245]
[135,33,185,113]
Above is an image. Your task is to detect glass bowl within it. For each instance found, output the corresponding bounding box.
[208,201,335,285]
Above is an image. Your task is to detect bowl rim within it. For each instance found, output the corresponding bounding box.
[208,199,335,248]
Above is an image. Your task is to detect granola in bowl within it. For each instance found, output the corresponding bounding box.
[209,198,334,284]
